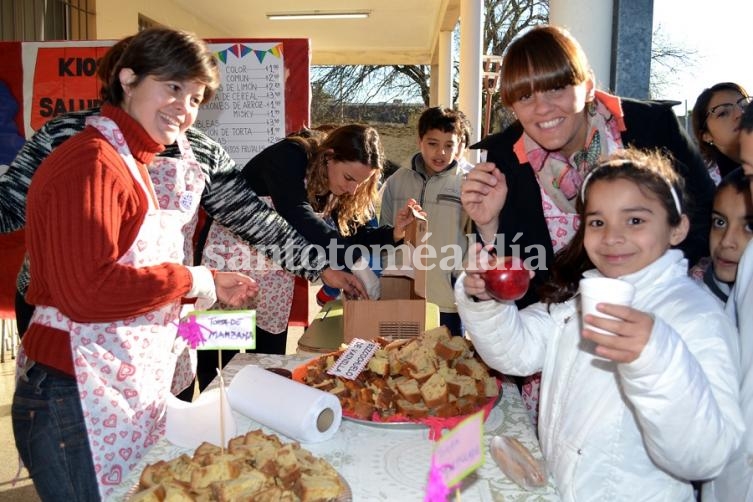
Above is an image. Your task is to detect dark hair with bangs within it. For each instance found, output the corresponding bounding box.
[500,25,592,107]
[97,27,220,106]
[538,148,687,305]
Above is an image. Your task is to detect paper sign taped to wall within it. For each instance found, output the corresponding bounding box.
[21,41,115,137]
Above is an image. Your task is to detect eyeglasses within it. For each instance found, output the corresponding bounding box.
[706,96,753,121]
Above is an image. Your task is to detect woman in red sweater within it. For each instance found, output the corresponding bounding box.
[13,27,257,501]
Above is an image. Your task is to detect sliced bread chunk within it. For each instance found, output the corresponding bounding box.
[455,357,489,381]
[435,336,470,360]
[420,372,448,408]
[396,377,422,403]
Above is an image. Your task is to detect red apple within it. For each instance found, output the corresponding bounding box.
[483,256,530,301]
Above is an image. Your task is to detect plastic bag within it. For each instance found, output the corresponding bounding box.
[490,435,547,490]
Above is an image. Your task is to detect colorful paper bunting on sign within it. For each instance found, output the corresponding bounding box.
[228,44,241,58]
[240,44,253,58]
[253,50,267,63]
[214,43,283,65]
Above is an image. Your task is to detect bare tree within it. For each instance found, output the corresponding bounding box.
[483,0,548,57]
[310,0,548,127]
[649,24,698,99]
[482,0,548,133]
[313,2,691,133]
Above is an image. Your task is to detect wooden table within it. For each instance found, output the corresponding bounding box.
[113,352,561,501]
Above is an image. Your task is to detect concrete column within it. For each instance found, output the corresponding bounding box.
[611,0,654,99]
[429,64,439,107]
[549,0,613,91]
[457,0,483,161]
[437,30,454,108]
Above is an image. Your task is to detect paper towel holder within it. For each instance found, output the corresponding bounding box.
[317,408,335,432]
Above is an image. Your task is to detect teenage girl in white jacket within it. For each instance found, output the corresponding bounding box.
[456,149,744,501]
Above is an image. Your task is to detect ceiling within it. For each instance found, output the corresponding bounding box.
[171,0,461,65]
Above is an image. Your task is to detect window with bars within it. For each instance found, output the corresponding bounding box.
[0,0,96,41]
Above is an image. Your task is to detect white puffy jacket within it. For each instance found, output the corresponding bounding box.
[456,250,744,501]
[705,240,753,501]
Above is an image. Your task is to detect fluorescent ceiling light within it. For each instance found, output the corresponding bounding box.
[267,11,370,20]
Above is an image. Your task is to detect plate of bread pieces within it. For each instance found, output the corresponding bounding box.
[129,429,351,501]
[293,326,502,430]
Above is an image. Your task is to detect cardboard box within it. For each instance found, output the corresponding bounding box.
[343,215,428,343]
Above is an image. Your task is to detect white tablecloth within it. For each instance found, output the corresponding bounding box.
[114,353,561,501]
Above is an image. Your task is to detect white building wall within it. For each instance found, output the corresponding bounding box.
[549,0,613,90]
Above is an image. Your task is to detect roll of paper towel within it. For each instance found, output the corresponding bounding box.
[227,365,342,443]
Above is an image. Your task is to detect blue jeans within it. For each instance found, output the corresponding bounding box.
[12,364,100,502]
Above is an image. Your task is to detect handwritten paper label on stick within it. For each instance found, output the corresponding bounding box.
[433,410,484,487]
[326,338,379,380]
[178,310,256,350]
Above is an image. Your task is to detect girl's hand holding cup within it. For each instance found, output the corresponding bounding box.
[579,277,652,363]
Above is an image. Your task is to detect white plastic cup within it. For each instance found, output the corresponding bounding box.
[578,277,636,335]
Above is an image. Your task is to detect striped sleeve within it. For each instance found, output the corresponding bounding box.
[185,128,327,282]
[0,109,95,232]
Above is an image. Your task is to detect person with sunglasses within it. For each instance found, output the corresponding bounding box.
[692,82,752,183]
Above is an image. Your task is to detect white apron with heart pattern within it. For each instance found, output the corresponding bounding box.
[28,115,206,499]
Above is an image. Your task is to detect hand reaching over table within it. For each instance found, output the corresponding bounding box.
[214,271,259,307]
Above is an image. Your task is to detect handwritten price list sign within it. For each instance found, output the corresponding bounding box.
[195,43,286,167]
